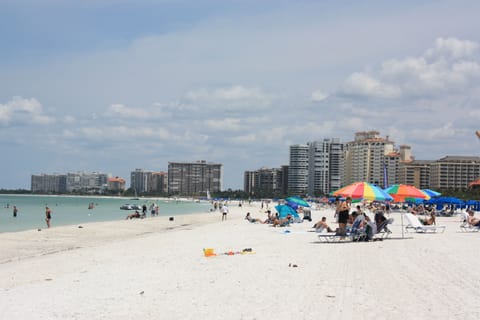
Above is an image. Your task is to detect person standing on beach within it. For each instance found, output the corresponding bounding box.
[221,204,229,221]
[337,197,351,235]
[45,206,52,228]
[13,205,18,217]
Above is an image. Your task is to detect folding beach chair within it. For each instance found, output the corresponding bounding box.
[404,213,446,233]
[317,232,353,243]
[376,218,394,239]
[317,219,364,243]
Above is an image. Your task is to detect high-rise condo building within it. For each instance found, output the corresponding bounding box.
[243,167,286,196]
[168,160,222,195]
[288,144,309,195]
[343,131,395,188]
[398,160,432,189]
[31,174,67,193]
[430,156,480,189]
[307,138,344,196]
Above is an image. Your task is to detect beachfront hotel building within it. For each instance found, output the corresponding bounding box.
[343,131,412,188]
[307,138,344,195]
[430,156,480,190]
[31,171,112,193]
[31,174,67,193]
[343,131,396,188]
[167,160,222,196]
[66,172,109,193]
[288,144,309,195]
[243,167,287,196]
[398,160,432,189]
[130,169,168,194]
[107,177,126,192]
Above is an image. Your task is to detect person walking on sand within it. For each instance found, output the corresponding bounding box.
[222,204,229,221]
[13,205,18,217]
[45,206,52,228]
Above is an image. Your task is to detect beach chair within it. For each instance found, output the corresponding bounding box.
[404,213,446,233]
[375,218,394,239]
[317,232,353,243]
[460,211,480,232]
[317,219,364,243]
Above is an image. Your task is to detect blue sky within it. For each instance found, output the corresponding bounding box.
[1,0,480,190]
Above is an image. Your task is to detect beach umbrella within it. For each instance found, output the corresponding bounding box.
[332,181,393,202]
[422,189,441,198]
[285,196,310,208]
[275,204,299,219]
[384,184,430,202]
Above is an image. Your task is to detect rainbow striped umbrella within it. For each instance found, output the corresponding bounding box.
[421,189,441,197]
[384,184,430,202]
[332,182,393,202]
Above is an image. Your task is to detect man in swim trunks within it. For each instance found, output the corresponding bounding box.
[337,197,352,235]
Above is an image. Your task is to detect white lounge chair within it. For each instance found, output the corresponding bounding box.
[404,213,446,233]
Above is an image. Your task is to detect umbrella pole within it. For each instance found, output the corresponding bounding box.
[401,211,404,239]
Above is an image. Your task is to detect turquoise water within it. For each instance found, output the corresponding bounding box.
[0,194,212,233]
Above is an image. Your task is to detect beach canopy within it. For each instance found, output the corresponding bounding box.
[426,196,464,205]
[332,181,393,202]
[275,204,299,219]
[384,184,430,202]
[285,196,310,208]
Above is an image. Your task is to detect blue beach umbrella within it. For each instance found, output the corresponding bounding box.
[285,196,310,208]
[275,204,299,219]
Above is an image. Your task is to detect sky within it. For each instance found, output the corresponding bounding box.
[1,0,480,190]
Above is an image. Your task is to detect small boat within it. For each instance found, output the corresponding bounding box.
[120,204,143,210]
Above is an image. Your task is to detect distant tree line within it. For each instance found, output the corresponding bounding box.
[2,187,479,200]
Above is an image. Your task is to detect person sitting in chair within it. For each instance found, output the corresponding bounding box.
[272,214,292,227]
[421,211,436,225]
[312,217,334,232]
[467,210,480,227]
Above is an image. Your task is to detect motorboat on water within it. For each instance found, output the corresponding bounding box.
[120,204,143,210]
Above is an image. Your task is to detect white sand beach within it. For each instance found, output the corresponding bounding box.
[1,202,479,320]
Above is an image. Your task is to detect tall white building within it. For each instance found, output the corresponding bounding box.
[343,131,395,187]
[288,144,309,195]
[66,172,109,193]
[307,138,344,196]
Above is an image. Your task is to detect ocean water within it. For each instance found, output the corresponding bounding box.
[0,194,212,233]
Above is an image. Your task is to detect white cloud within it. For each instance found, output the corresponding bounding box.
[425,37,479,60]
[185,85,273,111]
[310,90,329,102]
[340,72,401,98]
[337,37,480,100]
[0,96,54,125]
[106,103,173,120]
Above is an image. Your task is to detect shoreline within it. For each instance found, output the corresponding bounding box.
[0,209,238,265]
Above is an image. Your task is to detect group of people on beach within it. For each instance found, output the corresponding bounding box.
[310,197,394,241]
[125,203,160,219]
[244,210,293,227]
